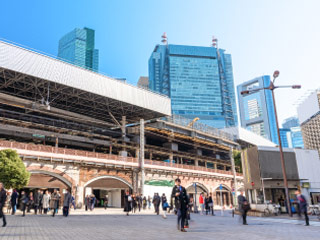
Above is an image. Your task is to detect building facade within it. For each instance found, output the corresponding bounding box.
[148,42,238,129]
[58,27,99,71]
[137,76,149,89]
[289,126,304,148]
[297,90,320,154]
[279,128,290,148]
[237,76,279,144]
[283,117,299,129]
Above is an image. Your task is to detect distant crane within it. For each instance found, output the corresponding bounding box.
[188,117,200,127]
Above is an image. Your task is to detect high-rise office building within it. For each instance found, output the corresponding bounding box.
[283,117,299,129]
[137,76,149,89]
[58,27,99,71]
[279,128,290,147]
[297,89,320,154]
[148,35,238,128]
[282,116,304,148]
[237,76,279,144]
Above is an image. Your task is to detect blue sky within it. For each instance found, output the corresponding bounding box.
[1,0,319,124]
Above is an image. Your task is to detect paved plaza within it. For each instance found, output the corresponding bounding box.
[0,209,320,240]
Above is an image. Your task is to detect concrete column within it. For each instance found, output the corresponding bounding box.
[169,154,173,164]
[214,163,217,169]
[230,148,238,206]
[223,165,227,171]
[135,148,140,158]
[139,119,145,195]
[195,159,199,166]
[76,185,84,207]
[149,152,153,160]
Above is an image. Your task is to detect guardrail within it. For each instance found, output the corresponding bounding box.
[0,140,242,176]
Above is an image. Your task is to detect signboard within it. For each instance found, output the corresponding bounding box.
[219,184,223,190]
[302,182,310,188]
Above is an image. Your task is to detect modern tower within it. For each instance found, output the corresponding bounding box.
[282,116,304,148]
[237,76,279,144]
[148,34,238,128]
[58,27,99,72]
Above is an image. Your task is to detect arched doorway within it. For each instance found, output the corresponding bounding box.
[19,170,72,210]
[84,176,132,208]
[214,185,233,207]
[186,182,209,209]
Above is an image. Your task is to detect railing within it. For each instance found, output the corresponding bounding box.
[162,115,235,141]
[0,140,242,176]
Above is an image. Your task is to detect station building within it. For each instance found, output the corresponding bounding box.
[0,40,243,208]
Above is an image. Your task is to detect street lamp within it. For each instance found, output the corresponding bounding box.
[241,71,301,217]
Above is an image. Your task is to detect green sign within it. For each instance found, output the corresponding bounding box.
[144,179,174,187]
[302,182,310,188]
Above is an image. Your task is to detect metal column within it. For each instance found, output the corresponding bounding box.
[139,119,145,195]
[230,148,238,206]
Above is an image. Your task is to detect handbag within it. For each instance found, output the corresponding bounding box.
[163,202,169,208]
[128,196,132,202]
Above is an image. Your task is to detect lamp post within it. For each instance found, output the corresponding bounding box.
[241,71,301,217]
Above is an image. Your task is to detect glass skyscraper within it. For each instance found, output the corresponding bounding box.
[282,117,304,148]
[279,128,290,147]
[58,27,99,72]
[237,76,279,144]
[148,44,238,128]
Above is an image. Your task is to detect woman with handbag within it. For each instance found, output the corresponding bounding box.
[161,193,168,219]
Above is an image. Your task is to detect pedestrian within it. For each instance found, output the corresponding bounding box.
[34,189,43,215]
[295,190,309,226]
[10,189,18,215]
[153,193,161,215]
[238,191,250,225]
[199,192,204,215]
[90,194,96,211]
[104,195,108,210]
[147,196,151,209]
[142,196,147,210]
[71,195,76,210]
[85,195,89,211]
[27,192,34,213]
[42,190,50,214]
[205,193,210,215]
[63,189,72,217]
[208,192,215,216]
[161,193,169,219]
[19,191,28,217]
[137,194,142,212]
[50,189,60,217]
[131,194,137,213]
[124,190,132,216]
[0,182,7,227]
[171,178,189,232]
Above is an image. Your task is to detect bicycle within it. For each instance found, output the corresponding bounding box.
[263,203,280,217]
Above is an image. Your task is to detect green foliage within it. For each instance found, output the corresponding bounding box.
[0,149,30,189]
[233,150,242,173]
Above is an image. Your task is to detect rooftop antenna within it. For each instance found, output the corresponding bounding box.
[161,32,168,45]
[212,36,218,48]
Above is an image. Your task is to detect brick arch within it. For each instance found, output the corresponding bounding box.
[27,166,76,188]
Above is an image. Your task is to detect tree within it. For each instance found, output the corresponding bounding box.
[233,150,242,173]
[0,149,30,189]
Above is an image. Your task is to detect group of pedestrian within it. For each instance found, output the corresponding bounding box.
[84,194,96,211]
[198,192,215,216]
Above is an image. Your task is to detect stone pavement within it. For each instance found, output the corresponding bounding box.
[0,209,320,240]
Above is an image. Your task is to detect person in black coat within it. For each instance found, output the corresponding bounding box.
[19,191,28,217]
[124,190,132,216]
[0,182,7,227]
[238,191,250,225]
[295,190,309,226]
[171,178,189,232]
[153,193,161,215]
[10,189,18,215]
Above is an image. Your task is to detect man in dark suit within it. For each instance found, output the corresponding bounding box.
[238,190,249,225]
[0,182,7,227]
[171,178,189,232]
[295,190,309,226]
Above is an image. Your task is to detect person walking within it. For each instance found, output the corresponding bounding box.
[295,190,309,226]
[27,192,34,213]
[142,196,147,210]
[199,193,204,215]
[238,191,250,225]
[0,182,7,227]
[19,191,28,217]
[90,194,96,211]
[103,195,108,210]
[124,190,132,216]
[147,196,151,210]
[137,194,142,212]
[171,178,189,232]
[161,193,169,219]
[208,192,215,216]
[50,189,60,217]
[71,195,76,210]
[34,189,43,215]
[131,194,137,213]
[10,189,18,215]
[42,190,50,214]
[63,189,72,217]
[85,195,89,211]
[153,193,161,215]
